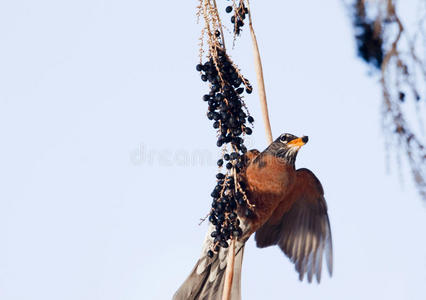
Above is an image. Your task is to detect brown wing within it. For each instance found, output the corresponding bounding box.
[254,168,333,283]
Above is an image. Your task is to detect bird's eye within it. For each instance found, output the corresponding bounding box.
[280,135,287,142]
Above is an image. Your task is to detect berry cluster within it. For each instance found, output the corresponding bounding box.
[196,45,254,257]
[225,2,248,35]
[354,21,384,69]
[352,1,383,69]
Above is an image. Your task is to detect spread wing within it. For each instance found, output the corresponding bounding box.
[254,168,333,283]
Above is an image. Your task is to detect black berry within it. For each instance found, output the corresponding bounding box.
[216,173,225,179]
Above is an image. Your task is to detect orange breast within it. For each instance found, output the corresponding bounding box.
[241,153,297,232]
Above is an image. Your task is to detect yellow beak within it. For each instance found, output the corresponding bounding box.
[287,136,308,147]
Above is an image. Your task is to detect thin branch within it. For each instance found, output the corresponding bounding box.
[221,239,236,300]
[246,0,273,144]
[214,0,226,51]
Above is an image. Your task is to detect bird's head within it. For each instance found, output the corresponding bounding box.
[266,133,309,167]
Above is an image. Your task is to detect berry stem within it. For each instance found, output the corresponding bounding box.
[221,238,235,300]
[246,0,273,144]
[212,0,226,50]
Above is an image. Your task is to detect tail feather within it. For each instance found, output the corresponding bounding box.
[173,225,245,300]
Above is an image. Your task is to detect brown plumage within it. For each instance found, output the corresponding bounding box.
[173,133,333,299]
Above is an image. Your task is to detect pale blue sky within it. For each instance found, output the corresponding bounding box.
[0,1,425,300]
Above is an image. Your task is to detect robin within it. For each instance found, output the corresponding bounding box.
[174,133,333,300]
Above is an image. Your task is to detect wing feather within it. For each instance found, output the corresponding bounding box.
[254,168,333,283]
